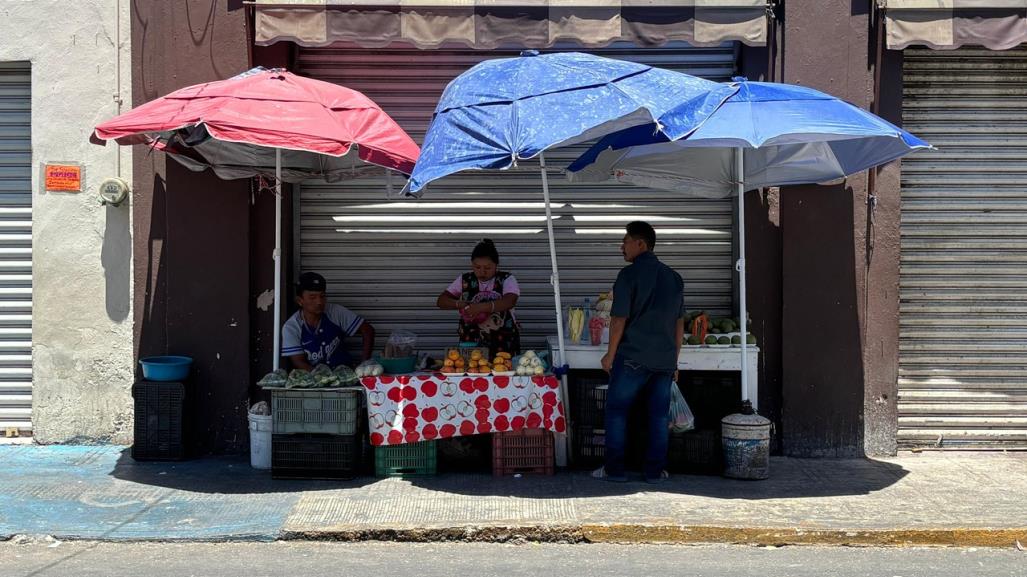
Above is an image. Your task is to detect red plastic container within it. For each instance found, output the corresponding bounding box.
[491,428,555,477]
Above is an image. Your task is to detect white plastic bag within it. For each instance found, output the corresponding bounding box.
[669,381,695,433]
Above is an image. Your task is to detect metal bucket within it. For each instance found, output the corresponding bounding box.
[721,400,771,480]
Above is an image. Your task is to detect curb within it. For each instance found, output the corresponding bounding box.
[278,524,1027,548]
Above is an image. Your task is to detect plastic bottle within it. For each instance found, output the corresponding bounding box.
[582,298,592,344]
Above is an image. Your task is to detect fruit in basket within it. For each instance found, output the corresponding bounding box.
[717,336,731,345]
[747,334,758,345]
[705,335,718,345]
[686,335,701,346]
[720,319,736,333]
[731,335,742,345]
[447,349,461,362]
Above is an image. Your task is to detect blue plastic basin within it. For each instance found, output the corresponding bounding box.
[140,356,193,382]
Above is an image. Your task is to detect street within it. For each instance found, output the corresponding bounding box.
[1,541,1023,577]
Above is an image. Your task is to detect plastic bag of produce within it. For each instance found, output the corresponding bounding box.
[355,360,384,378]
[333,364,359,386]
[286,368,316,389]
[383,329,417,358]
[257,369,288,388]
[310,364,341,388]
[669,381,695,433]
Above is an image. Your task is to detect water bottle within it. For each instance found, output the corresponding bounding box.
[582,298,592,344]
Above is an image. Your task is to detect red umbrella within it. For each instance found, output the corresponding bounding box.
[93,68,420,369]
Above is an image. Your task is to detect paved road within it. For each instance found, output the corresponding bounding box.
[1,541,1023,577]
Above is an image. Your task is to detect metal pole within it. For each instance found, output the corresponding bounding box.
[736,147,749,406]
[540,153,570,465]
[273,148,283,371]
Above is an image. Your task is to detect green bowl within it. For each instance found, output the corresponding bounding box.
[376,355,417,375]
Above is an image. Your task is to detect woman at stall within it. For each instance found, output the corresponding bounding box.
[437,239,522,356]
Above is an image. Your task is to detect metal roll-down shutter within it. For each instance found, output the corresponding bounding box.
[899,47,1027,449]
[0,62,32,435]
[296,44,738,354]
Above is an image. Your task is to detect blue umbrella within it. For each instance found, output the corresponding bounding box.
[406,51,736,193]
[405,51,736,423]
[567,79,931,408]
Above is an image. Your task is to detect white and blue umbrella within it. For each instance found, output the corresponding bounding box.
[567,78,931,408]
[405,51,736,425]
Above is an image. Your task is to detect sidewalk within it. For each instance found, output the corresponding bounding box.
[1,445,1025,547]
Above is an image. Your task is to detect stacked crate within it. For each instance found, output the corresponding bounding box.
[375,440,437,477]
[569,372,726,475]
[492,428,555,477]
[271,388,363,479]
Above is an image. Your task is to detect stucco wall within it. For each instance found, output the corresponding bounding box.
[0,1,134,442]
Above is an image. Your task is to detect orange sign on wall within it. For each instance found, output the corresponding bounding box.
[44,164,82,192]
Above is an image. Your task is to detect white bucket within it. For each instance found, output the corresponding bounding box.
[248,413,272,470]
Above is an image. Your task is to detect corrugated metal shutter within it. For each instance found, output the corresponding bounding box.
[296,44,737,353]
[0,62,32,435]
[899,47,1027,449]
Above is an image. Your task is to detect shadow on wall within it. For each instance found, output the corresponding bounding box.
[138,172,169,361]
[781,182,866,458]
[102,203,132,323]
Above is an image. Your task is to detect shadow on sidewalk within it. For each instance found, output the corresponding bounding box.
[402,457,909,500]
[108,448,376,495]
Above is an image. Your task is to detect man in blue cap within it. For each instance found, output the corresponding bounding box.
[281,272,375,370]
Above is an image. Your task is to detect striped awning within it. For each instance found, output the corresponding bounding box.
[254,0,769,49]
[881,1,1027,50]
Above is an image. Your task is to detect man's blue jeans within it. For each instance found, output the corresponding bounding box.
[604,356,672,479]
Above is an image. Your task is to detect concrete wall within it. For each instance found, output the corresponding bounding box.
[132,1,252,454]
[0,1,135,443]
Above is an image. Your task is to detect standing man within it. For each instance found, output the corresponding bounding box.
[282,272,375,370]
[595,222,685,483]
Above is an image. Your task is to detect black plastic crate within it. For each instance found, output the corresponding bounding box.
[272,433,362,480]
[667,428,723,475]
[571,425,649,470]
[679,372,741,431]
[132,381,187,461]
[569,372,608,429]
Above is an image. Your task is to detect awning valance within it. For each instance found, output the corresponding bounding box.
[880,1,1027,50]
[253,0,769,49]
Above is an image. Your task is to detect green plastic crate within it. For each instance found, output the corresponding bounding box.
[272,389,361,435]
[375,440,437,477]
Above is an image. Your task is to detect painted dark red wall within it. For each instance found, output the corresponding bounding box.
[132,1,252,454]
[740,0,902,456]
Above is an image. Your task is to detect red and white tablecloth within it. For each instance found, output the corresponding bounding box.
[361,373,567,446]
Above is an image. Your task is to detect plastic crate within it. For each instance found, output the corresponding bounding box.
[667,428,723,475]
[679,372,741,430]
[132,381,187,461]
[569,373,608,429]
[375,440,437,477]
[272,388,361,435]
[571,426,606,468]
[492,428,555,477]
[271,433,362,480]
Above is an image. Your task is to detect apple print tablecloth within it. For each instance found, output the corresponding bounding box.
[361,373,567,446]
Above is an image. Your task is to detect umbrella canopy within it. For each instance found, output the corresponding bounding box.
[93,67,420,371]
[405,50,737,193]
[567,79,931,196]
[566,78,931,410]
[93,67,420,181]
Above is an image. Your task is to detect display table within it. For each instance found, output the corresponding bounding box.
[361,373,567,446]
[546,336,760,409]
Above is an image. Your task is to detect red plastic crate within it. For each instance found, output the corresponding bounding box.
[491,428,555,477]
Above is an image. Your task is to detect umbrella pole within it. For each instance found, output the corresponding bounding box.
[273,149,283,372]
[736,147,751,409]
[539,153,570,466]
